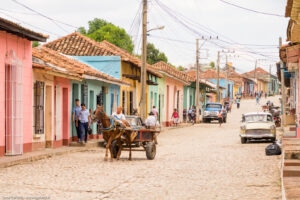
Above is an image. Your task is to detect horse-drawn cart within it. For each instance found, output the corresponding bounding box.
[111,116,159,160]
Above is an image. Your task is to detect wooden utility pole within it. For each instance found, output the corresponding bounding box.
[140,0,147,120]
[216,51,220,102]
[279,37,286,127]
[225,55,228,99]
[269,64,272,95]
[195,39,200,120]
[254,60,257,93]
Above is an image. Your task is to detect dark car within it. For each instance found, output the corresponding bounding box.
[202,103,227,123]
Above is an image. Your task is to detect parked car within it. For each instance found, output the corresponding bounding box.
[202,103,227,123]
[240,112,276,144]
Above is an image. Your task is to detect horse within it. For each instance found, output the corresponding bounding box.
[93,106,137,160]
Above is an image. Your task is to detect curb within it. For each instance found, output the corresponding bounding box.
[0,147,98,169]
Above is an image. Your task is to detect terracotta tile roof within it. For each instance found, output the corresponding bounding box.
[245,67,269,75]
[32,46,129,85]
[44,32,162,78]
[32,63,82,80]
[153,61,192,83]
[187,69,226,79]
[0,17,48,41]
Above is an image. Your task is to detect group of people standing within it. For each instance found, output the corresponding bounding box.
[72,99,91,143]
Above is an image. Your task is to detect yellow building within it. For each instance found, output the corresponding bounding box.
[100,41,162,115]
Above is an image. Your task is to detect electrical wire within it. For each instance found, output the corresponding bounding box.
[0,10,60,36]
[11,0,78,33]
[219,0,285,18]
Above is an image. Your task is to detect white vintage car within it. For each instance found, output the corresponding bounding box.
[240,112,276,144]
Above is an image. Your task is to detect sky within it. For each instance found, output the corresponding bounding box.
[0,0,289,74]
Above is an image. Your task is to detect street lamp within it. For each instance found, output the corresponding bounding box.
[147,26,165,33]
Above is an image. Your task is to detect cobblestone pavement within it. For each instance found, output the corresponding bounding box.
[0,97,281,200]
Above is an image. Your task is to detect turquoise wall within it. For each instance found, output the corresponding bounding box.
[183,86,195,110]
[70,79,120,138]
[73,56,121,79]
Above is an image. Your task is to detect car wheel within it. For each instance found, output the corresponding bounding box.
[241,137,247,144]
[270,138,276,143]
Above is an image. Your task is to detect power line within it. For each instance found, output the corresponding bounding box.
[0,10,60,36]
[219,0,285,18]
[11,0,78,33]
[153,0,279,62]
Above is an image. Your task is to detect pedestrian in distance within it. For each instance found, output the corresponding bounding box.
[256,95,260,105]
[237,98,240,109]
[72,99,81,143]
[217,110,223,127]
[171,108,179,127]
[183,109,187,123]
[76,103,91,143]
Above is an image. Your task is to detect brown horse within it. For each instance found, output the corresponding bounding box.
[93,106,136,160]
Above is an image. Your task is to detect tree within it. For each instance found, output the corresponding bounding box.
[147,43,168,65]
[32,41,40,48]
[77,18,134,53]
[177,65,185,71]
[209,61,215,69]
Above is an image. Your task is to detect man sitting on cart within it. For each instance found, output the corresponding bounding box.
[145,112,159,144]
[111,106,129,127]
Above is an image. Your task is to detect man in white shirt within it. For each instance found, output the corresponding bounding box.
[111,106,126,120]
[145,112,157,127]
[145,112,159,144]
[111,106,129,127]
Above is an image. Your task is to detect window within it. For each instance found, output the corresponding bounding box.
[34,81,45,134]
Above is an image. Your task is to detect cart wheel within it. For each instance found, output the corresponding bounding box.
[111,140,119,158]
[146,142,156,160]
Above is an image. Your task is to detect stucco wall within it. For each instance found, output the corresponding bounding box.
[0,31,32,155]
[164,76,184,125]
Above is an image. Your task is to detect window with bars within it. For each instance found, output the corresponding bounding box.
[34,81,45,134]
[81,83,88,105]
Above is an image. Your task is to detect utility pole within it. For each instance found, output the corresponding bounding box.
[269,64,272,95]
[216,51,220,102]
[279,37,286,127]
[195,39,200,121]
[254,60,257,93]
[140,0,147,120]
[225,55,228,99]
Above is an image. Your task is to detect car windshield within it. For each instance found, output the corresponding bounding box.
[206,104,222,109]
[244,115,272,122]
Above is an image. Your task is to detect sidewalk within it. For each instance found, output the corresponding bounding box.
[0,140,103,169]
[281,127,300,200]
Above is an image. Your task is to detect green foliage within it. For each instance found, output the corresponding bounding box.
[147,43,168,65]
[177,66,185,71]
[77,26,86,35]
[32,41,40,48]
[77,18,134,53]
[209,61,215,69]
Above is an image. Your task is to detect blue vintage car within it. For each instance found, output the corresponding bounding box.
[202,103,227,123]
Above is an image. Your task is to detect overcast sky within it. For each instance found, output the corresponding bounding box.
[0,0,289,74]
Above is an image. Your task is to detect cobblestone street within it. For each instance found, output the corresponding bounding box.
[0,97,281,200]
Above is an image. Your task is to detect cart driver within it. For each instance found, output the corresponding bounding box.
[111,106,129,127]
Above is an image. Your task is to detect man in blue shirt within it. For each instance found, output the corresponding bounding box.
[72,99,81,142]
[76,103,91,143]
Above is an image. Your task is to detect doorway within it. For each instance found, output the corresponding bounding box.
[72,83,79,139]
[166,86,169,122]
[129,91,133,114]
[45,86,52,148]
[62,88,68,145]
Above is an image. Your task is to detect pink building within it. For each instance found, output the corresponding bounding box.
[0,17,48,156]
[153,62,191,126]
